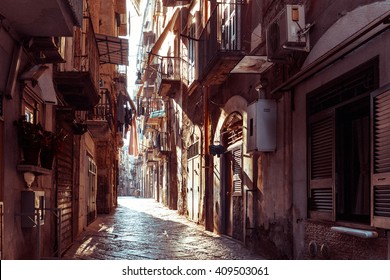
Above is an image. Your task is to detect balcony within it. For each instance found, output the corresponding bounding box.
[54,17,100,110]
[156,132,171,154]
[87,89,114,134]
[0,0,82,37]
[139,97,164,119]
[162,0,191,7]
[27,37,65,65]
[156,57,188,97]
[198,2,248,86]
[146,109,165,126]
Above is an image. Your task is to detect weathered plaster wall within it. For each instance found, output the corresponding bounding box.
[293,7,390,259]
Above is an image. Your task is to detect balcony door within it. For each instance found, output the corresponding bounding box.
[221,1,241,50]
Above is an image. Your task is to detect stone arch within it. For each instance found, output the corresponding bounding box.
[213,95,248,147]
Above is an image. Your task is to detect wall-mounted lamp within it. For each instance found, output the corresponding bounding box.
[209,144,226,157]
[135,70,143,85]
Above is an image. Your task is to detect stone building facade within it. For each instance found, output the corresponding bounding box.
[135,0,390,259]
[0,0,129,259]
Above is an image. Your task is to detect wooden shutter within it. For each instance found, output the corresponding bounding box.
[232,146,242,196]
[56,109,75,254]
[308,109,335,221]
[371,87,390,229]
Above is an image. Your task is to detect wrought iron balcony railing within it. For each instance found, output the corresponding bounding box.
[156,132,171,153]
[198,2,247,86]
[87,89,114,129]
[156,56,189,97]
[54,16,100,110]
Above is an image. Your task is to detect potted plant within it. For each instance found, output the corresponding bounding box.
[14,116,44,165]
[15,116,68,169]
[40,129,67,169]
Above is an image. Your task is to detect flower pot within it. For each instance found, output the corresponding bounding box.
[40,147,55,170]
[23,144,41,165]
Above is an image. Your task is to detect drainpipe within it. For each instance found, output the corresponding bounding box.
[204,86,213,231]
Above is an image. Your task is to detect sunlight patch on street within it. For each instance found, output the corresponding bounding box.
[75,237,96,256]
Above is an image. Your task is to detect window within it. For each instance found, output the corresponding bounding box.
[220,1,239,50]
[307,57,390,226]
[24,107,34,124]
[335,97,370,223]
[22,85,42,125]
[188,23,196,84]
[371,87,390,228]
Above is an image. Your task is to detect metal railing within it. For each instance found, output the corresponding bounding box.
[88,90,114,127]
[156,56,189,90]
[139,97,164,117]
[58,16,99,91]
[156,132,171,152]
[198,2,246,79]
[82,16,100,91]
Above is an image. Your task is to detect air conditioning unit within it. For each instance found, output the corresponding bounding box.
[266,5,310,61]
[247,99,276,152]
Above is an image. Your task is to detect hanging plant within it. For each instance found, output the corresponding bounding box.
[40,129,68,169]
[14,116,68,168]
[14,116,44,165]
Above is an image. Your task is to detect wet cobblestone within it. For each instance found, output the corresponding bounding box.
[63,197,264,260]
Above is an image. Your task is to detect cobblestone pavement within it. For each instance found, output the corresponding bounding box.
[63,197,264,260]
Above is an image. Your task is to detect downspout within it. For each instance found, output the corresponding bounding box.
[204,86,213,231]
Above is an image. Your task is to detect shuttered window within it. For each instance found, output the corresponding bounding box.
[232,147,242,196]
[56,109,74,253]
[307,57,380,224]
[308,110,335,221]
[371,87,390,229]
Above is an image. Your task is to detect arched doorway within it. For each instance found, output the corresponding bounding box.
[221,112,244,241]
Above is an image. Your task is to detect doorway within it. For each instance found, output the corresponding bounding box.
[222,112,244,241]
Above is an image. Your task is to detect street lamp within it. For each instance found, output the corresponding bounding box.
[135,70,142,85]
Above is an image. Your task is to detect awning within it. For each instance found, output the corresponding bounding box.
[146,110,165,125]
[96,34,129,65]
[0,0,81,37]
[149,110,165,119]
[20,65,58,104]
[147,9,180,65]
[231,56,273,74]
[37,68,58,104]
[271,3,390,94]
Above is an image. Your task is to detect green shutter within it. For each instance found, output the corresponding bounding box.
[232,147,242,196]
[308,109,335,221]
[371,86,390,229]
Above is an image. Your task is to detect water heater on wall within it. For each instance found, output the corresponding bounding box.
[247,99,277,152]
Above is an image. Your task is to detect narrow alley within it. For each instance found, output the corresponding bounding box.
[63,197,264,260]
